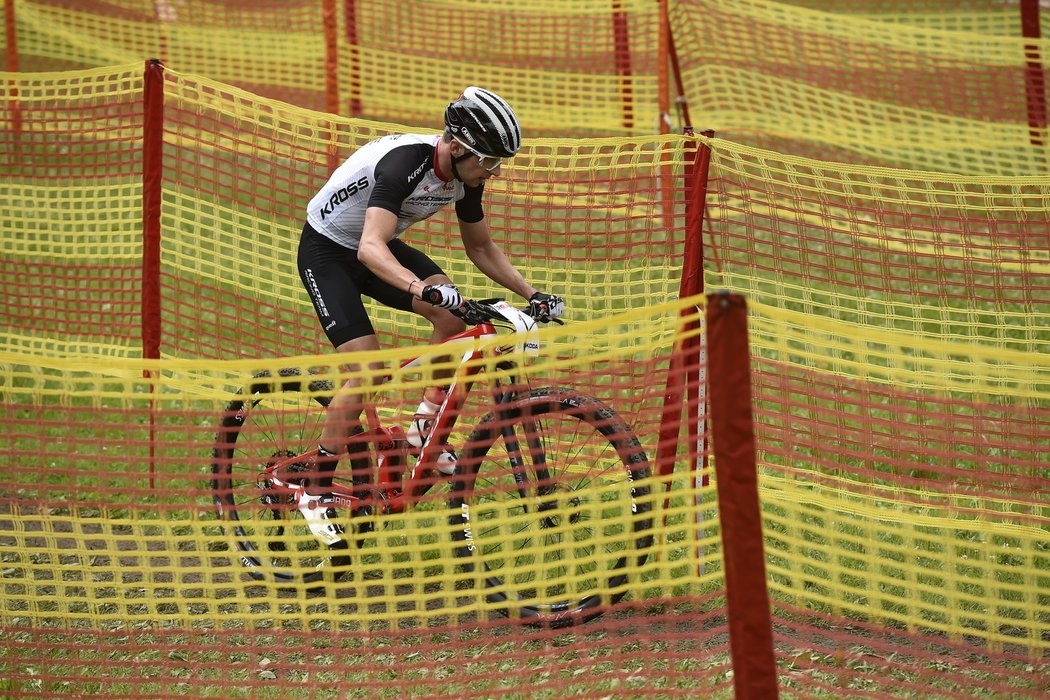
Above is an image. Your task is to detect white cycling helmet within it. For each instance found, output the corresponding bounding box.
[444,86,522,159]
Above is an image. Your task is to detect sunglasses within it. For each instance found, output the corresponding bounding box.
[465,146,505,172]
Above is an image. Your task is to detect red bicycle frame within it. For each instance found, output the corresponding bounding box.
[260,319,505,514]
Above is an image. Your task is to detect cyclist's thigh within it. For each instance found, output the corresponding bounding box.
[297,224,376,347]
[362,239,446,312]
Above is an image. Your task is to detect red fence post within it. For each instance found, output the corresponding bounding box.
[142,59,164,362]
[656,130,714,492]
[322,0,340,117]
[611,0,634,133]
[682,129,713,490]
[668,23,691,129]
[1021,0,1046,152]
[3,0,17,73]
[707,292,779,700]
[4,0,21,134]
[142,58,165,487]
[344,0,362,117]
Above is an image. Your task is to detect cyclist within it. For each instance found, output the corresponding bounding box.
[296,86,564,544]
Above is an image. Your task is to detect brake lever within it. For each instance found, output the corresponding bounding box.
[451,299,495,326]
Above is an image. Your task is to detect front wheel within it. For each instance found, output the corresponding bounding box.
[448,388,653,628]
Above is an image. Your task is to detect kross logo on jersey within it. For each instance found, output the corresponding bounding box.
[318,176,370,220]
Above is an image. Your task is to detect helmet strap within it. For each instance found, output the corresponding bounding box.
[450,151,473,182]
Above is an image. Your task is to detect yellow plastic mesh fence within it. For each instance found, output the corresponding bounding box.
[157,66,688,360]
[2,0,661,137]
[769,1,1044,35]
[2,63,1048,696]
[5,0,333,107]
[702,136,1048,694]
[0,64,718,697]
[670,0,1050,174]
[0,63,689,360]
[7,1,1050,173]
[0,64,146,358]
[0,300,719,697]
[331,0,659,137]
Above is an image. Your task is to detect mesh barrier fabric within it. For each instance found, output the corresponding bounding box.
[2,0,662,137]
[158,66,689,360]
[670,0,1050,174]
[0,299,721,697]
[700,136,1048,354]
[0,64,718,697]
[332,0,660,137]
[5,0,330,107]
[0,63,690,360]
[701,136,1048,695]
[0,64,146,358]
[6,1,1050,172]
[774,1,1043,35]
[1,59,1048,699]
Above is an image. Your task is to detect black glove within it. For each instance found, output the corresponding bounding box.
[528,292,565,322]
[421,283,462,310]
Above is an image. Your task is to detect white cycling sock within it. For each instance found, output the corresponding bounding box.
[415,398,441,417]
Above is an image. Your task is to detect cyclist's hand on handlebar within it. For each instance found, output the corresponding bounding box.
[449,300,493,326]
[421,283,462,310]
[528,291,565,323]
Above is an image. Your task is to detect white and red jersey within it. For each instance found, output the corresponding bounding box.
[305,133,484,250]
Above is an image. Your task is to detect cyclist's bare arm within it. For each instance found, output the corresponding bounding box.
[358,207,445,295]
[458,217,537,301]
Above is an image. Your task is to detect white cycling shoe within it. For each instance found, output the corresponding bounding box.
[407,408,457,475]
[296,492,344,546]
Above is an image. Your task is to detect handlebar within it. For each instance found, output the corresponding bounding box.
[420,286,563,326]
[451,298,564,327]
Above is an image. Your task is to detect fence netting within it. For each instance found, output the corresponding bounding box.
[0,299,719,697]
[6,0,1050,174]
[702,134,1048,696]
[0,58,1047,698]
[3,0,661,137]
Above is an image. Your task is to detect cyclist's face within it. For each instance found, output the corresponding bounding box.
[467,147,505,173]
[452,143,502,186]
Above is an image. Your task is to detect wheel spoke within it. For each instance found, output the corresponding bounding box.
[211,370,350,586]
[451,389,652,627]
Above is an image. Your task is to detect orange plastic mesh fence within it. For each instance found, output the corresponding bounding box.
[702,135,1048,695]
[670,0,1050,174]
[3,0,662,137]
[0,300,719,698]
[7,1,1050,173]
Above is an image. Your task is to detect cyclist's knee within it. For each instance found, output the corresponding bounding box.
[431,310,466,337]
[414,301,464,332]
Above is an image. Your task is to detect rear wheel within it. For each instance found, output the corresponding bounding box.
[211,369,353,586]
[449,388,652,628]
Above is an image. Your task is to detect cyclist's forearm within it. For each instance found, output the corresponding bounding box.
[464,240,535,299]
[478,256,534,299]
[359,209,420,293]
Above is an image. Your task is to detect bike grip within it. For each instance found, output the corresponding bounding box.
[422,286,442,305]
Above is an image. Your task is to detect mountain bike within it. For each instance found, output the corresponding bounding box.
[210,299,653,628]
